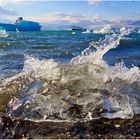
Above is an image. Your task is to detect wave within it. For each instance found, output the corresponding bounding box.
[0,28,140,122]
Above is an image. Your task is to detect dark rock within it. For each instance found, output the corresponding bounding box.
[0,115,140,139]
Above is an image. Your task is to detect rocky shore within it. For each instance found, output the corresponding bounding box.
[0,114,140,139]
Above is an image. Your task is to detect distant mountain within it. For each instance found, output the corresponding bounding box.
[41,20,115,30]
[41,19,140,30]
[41,23,72,30]
[117,19,134,25]
[131,20,140,26]
[93,20,114,25]
[41,20,93,30]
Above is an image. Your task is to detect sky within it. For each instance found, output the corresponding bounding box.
[0,0,140,26]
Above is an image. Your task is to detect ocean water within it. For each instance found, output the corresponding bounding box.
[1,30,140,78]
[0,30,103,78]
[0,28,140,121]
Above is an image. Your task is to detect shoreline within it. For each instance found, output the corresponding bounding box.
[0,114,140,139]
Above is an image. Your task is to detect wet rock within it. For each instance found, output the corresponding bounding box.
[0,115,140,139]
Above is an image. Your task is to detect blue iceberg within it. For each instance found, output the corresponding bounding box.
[15,17,41,31]
[0,17,41,32]
[0,23,16,31]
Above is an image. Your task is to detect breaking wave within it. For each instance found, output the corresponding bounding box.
[0,28,140,122]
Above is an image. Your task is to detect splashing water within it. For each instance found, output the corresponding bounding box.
[23,55,61,81]
[71,28,131,65]
[1,28,140,121]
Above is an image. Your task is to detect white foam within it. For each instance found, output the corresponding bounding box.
[23,55,61,81]
[0,30,9,38]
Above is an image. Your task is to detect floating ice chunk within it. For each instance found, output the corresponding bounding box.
[103,95,134,119]
[82,30,92,34]
[93,26,114,34]
[0,30,9,38]
[72,32,76,34]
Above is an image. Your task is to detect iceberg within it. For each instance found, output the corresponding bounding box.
[15,17,41,31]
[93,25,115,34]
[0,17,41,32]
[0,23,16,31]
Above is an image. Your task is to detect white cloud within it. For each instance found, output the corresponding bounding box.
[91,14,102,22]
[0,0,39,17]
[0,12,106,26]
[88,0,102,5]
[0,7,17,16]
[24,12,87,24]
[1,11,117,27]
[0,0,44,7]
[0,0,20,7]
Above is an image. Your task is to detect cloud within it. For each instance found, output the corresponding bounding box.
[0,0,42,7]
[0,0,38,19]
[0,0,20,7]
[24,12,87,24]
[88,0,102,5]
[91,14,102,22]
[0,12,105,26]
[0,7,17,16]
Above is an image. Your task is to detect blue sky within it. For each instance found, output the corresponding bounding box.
[0,0,140,25]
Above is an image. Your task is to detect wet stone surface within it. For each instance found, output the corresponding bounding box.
[0,115,140,139]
